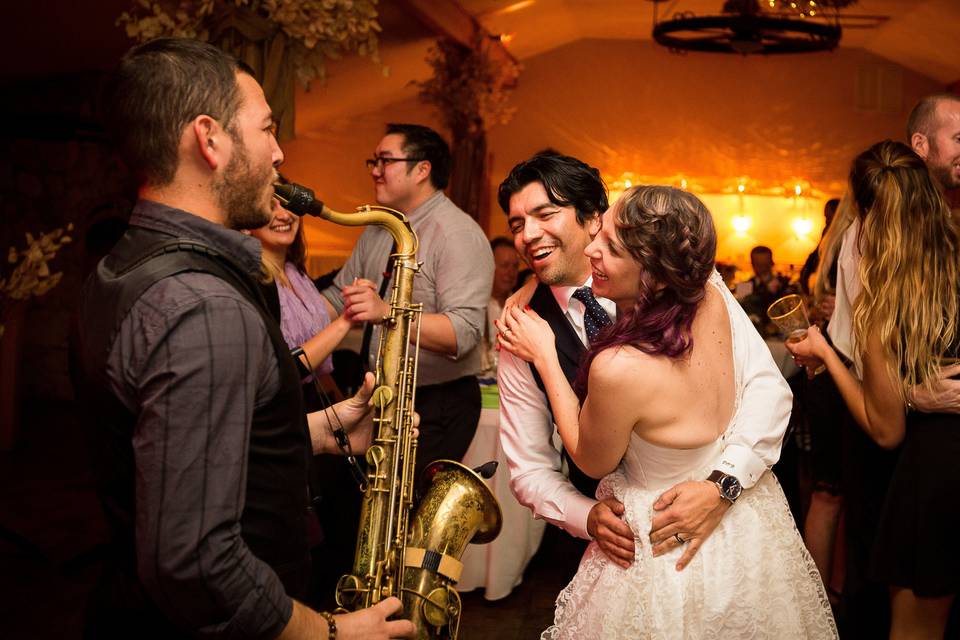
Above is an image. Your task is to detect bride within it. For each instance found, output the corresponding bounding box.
[498,185,837,639]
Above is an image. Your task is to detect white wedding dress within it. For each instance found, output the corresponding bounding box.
[542,273,838,640]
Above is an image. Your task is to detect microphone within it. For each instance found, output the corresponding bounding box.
[273,182,325,217]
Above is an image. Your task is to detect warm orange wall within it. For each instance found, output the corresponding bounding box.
[282,39,943,272]
[281,100,444,275]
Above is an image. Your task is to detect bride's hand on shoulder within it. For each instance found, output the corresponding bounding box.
[496,305,556,367]
[498,276,538,326]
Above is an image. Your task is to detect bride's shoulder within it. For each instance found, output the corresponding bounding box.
[588,344,667,391]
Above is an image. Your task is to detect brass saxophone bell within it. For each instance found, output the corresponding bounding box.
[401,460,502,638]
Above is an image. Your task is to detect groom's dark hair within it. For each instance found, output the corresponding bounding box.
[497,153,608,226]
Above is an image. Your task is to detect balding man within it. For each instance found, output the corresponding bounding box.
[907,92,960,191]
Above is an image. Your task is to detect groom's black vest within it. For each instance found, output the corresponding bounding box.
[528,283,600,499]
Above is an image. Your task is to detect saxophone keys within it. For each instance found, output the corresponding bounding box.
[421,587,457,628]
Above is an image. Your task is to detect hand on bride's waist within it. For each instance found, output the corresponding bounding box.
[647,480,731,571]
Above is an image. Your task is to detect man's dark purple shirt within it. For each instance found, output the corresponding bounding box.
[99,200,292,637]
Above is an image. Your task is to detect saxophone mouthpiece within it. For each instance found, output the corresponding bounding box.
[273,182,325,217]
[473,460,498,479]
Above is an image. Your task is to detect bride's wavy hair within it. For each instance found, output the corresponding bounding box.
[850,140,959,397]
[575,186,717,397]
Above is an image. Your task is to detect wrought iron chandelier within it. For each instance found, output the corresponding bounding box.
[651,0,859,55]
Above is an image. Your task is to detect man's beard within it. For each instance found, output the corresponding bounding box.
[927,139,960,190]
[533,250,577,287]
[930,160,960,190]
[216,136,275,231]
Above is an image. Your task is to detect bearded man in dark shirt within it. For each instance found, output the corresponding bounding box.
[78,37,413,640]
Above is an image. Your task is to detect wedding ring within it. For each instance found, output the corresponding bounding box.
[674,533,685,544]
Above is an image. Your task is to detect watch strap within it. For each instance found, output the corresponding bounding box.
[707,469,741,502]
[706,469,725,484]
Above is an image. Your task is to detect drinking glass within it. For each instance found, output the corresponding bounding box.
[767,294,826,375]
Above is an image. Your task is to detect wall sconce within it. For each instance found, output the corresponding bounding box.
[732,215,752,234]
[792,217,814,237]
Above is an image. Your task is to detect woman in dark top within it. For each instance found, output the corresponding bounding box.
[789,140,959,638]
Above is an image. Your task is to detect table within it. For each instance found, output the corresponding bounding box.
[457,391,545,601]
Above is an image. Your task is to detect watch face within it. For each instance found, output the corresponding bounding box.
[720,475,742,501]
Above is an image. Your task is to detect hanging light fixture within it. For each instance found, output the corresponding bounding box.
[650,0,858,55]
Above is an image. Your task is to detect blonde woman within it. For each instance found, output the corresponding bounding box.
[248,196,352,401]
[788,140,960,639]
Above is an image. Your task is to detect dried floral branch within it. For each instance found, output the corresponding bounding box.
[116,0,381,86]
[416,38,520,138]
[0,225,73,339]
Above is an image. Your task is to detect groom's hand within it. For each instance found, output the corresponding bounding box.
[649,481,731,571]
[587,497,635,569]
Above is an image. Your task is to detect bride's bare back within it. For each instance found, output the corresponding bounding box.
[583,282,735,451]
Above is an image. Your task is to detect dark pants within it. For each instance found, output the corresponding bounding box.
[309,454,364,610]
[413,375,481,484]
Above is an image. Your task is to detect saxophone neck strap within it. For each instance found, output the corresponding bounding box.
[404,546,463,583]
[289,345,367,492]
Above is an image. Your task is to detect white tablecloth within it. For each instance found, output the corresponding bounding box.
[457,402,545,600]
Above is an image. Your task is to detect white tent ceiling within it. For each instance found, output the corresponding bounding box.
[295,0,960,136]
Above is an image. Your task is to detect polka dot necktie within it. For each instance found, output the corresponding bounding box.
[572,286,612,343]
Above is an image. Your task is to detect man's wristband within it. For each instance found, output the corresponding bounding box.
[319,610,337,639]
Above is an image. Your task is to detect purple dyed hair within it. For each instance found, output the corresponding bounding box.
[574,185,717,399]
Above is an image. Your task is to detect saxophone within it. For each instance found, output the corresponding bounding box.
[274,183,502,639]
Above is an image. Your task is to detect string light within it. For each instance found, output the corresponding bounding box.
[764,0,833,19]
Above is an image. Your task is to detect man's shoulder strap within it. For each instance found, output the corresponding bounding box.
[112,235,266,317]
[81,229,270,385]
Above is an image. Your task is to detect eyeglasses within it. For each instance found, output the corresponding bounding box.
[365,156,424,171]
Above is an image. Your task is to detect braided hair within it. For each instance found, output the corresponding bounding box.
[575,186,717,398]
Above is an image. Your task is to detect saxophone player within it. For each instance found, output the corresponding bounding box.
[79,38,414,640]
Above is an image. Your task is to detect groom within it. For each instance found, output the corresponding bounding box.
[497,153,792,569]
